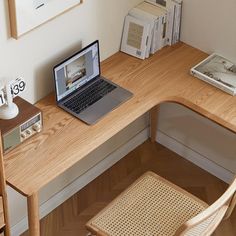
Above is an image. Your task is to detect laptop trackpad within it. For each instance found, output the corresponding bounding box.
[78,95,121,125]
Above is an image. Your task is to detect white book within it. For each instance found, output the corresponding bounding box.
[145,0,182,9]
[191,53,236,96]
[129,8,156,58]
[172,1,182,43]
[145,0,167,8]
[160,13,167,48]
[145,1,171,45]
[136,2,166,52]
[151,19,159,53]
[145,0,182,45]
[166,3,175,45]
[121,15,151,60]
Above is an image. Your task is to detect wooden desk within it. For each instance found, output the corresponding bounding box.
[4,43,236,235]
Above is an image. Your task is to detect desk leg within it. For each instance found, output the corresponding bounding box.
[150,106,159,143]
[27,193,40,236]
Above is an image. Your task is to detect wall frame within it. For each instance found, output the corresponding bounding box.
[8,0,83,39]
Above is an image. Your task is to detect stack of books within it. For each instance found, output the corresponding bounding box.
[120,0,182,60]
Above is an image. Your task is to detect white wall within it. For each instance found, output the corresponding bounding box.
[181,0,236,62]
[0,0,142,103]
[157,0,236,179]
[0,0,144,233]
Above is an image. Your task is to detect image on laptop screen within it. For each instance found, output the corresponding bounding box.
[54,41,100,102]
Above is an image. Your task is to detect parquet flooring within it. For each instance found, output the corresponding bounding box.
[21,140,236,236]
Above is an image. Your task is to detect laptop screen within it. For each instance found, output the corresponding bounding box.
[53,40,100,102]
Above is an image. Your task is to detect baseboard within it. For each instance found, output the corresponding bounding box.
[11,128,149,236]
[156,129,234,184]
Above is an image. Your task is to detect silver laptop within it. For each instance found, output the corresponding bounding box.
[53,40,133,125]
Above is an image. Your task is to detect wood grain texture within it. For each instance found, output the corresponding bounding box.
[0,197,4,229]
[0,132,10,235]
[21,141,236,236]
[4,43,236,196]
[27,194,40,236]
[8,0,18,38]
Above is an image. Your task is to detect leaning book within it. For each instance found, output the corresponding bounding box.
[190,53,236,96]
[121,15,150,60]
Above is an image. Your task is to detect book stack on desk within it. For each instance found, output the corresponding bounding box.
[120,0,182,59]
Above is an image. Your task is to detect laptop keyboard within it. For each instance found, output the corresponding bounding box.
[63,79,116,114]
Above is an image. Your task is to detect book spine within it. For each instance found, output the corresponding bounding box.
[155,15,165,51]
[178,2,183,42]
[166,4,175,45]
[173,1,182,43]
[144,0,171,11]
[190,70,235,96]
[144,0,166,9]
[162,13,168,47]
[151,19,159,54]
[156,16,163,51]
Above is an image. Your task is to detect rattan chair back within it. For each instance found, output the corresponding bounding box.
[175,176,236,236]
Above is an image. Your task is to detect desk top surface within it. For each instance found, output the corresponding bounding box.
[4,43,236,196]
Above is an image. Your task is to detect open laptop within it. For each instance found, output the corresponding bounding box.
[53,40,133,125]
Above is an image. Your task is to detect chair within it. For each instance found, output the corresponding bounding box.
[86,171,236,236]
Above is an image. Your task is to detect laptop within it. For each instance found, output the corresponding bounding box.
[53,40,133,125]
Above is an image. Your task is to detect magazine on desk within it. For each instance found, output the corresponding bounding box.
[190,53,236,96]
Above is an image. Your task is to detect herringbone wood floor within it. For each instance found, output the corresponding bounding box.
[22,140,236,236]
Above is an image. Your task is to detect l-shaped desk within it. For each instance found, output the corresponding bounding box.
[4,43,236,235]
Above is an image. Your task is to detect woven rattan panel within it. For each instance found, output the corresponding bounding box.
[185,213,217,236]
[88,172,207,236]
[185,207,226,236]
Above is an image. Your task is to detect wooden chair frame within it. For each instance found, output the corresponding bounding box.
[86,172,236,236]
[175,177,236,236]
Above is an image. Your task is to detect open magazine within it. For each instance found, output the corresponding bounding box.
[191,54,236,95]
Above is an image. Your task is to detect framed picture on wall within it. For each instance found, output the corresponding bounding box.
[8,0,83,39]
